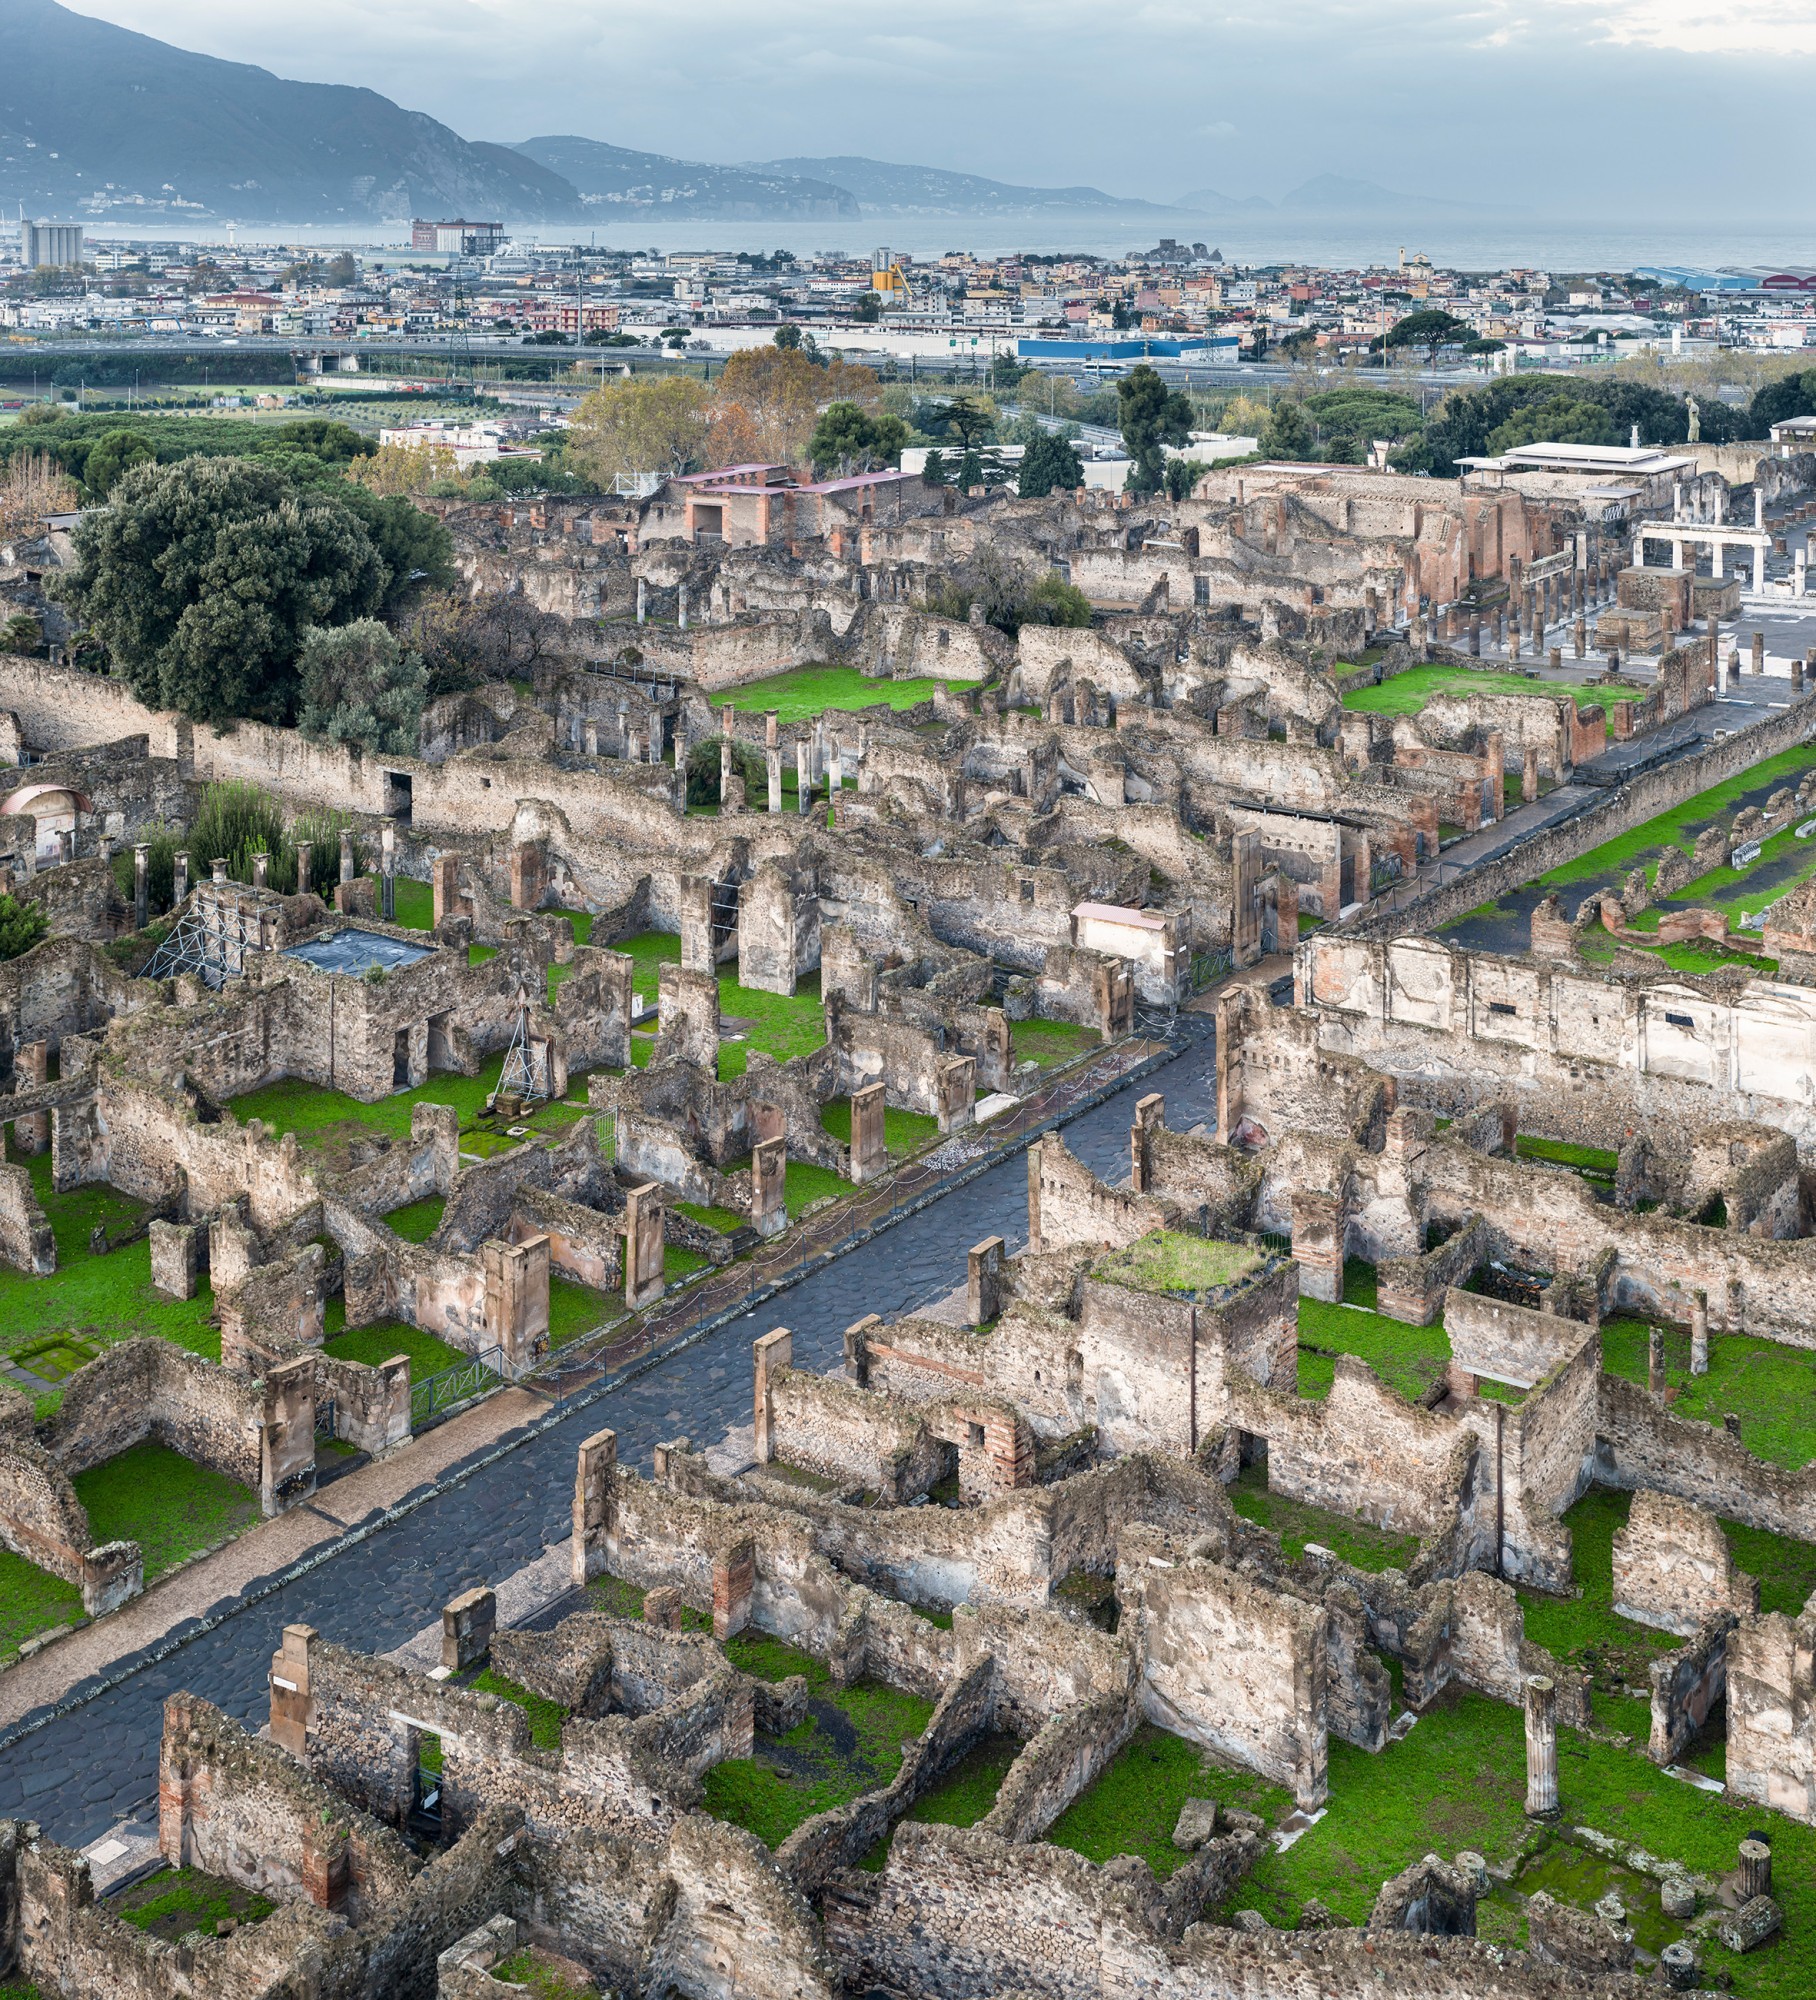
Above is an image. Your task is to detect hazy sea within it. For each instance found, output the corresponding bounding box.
[115,213,1816,274]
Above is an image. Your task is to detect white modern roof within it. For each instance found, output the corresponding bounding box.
[1458,442,1696,476]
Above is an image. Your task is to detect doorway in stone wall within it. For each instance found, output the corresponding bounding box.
[393,1027,412,1089]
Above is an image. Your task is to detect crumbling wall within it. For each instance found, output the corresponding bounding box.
[1726,1604,1816,1825]
[1122,1527,1329,1808]
[1610,1487,1757,1635]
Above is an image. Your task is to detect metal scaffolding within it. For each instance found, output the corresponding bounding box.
[497,984,547,1105]
[140,888,267,988]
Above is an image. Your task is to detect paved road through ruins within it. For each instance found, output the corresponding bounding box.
[0,1032,1222,1848]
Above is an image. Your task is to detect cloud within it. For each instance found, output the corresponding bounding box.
[54,0,1816,218]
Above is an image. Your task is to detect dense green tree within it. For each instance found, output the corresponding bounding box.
[956,448,985,490]
[1486,395,1616,455]
[808,401,910,475]
[53,456,385,725]
[296,619,429,756]
[335,481,456,612]
[1381,309,1472,367]
[1162,456,1209,501]
[1259,401,1314,460]
[1118,365,1193,495]
[1017,430,1085,498]
[0,613,41,656]
[81,428,155,499]
[0,893,46,962]
[921,448,948,487]
[1017,572,1093,628]
[933,396,996,450]
[1749,370,1816,435]
[773,324,803,350]
[111,821,182,921]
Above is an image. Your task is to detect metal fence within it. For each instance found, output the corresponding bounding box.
[528,1030,1180,1408]
[411,1345,505,1431]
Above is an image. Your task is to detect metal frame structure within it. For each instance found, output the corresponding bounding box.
[497,984,547,1105]
[140,887,268,988]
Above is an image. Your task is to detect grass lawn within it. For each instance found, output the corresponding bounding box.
[323,1298,467,1378]
[112,1864,273,1941]
[0,1548,82,1661]
[1602,1316,1816,1470]
[1228,1461,1421,1573]
[550,1275,618,1349]
[860,1730,1022,1871]
[384,1194,445,1244]
[1047,1724,1292,1881]
[820,1096,941,1158]
[1538,743,1816,892]
[390,878,434,930]
[1094,1230,1260,1295]
[0,1148,220,1374]
[705,1632,935,1848]
[601,930,680,1006]
[490,1949,598,2000]
[470,1666,568,1750]
[1514,1135,1617,1179]
[1010,1019,1103,1069]
[665,1242,710,1282]
[716,968,826,1080]
[231,1055,596,1170]
[722,662,969,725]
[1342,665,1623,718]
[676,1198,745,1234]
[597,935,827,1080]
[1222,1681,1816,1998]
[1297,1297,1449,1405]
[74,1440,258,1583]
[1515,1488,1681,1729]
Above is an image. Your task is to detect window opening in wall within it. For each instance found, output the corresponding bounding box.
[1488,1001,1517,1017]
[383,770,414,824]
[1020,880,1035,903]
[1664,1011,1696,1031]
[1193,574,1210,607]
[967,1421,986,1448]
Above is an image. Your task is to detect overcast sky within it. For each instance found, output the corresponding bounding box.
[63,0,1814,217]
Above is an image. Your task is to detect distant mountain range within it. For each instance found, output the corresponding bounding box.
[0,0,575,223]
[1179,175,1486,217]
[0,0,1493,230]
[742,156,1175,219]
[509,137,859,220]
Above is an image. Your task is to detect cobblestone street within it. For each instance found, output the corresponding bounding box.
[0,1035,1220,1848]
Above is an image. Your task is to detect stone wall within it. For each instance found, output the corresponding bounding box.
[1346,691,1816,939]
[1122,1527,1329,1808]
[822,1819,1649,2000]
[1229,1359,1484,1550]
[160,1689,416,1924]
[281,1624,705,1848]
[1726,1603,1816,1825]
[1610,1488,1758,1635]
[1596,1373,1816,1543]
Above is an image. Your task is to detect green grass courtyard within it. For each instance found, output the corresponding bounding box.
[722,662,974,726]
[1341,664,1628,719]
